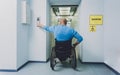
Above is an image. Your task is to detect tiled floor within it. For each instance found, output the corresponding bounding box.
[0,61,117,75]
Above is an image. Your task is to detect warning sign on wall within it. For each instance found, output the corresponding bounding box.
[89,25,96,32]
[90,15,103,25]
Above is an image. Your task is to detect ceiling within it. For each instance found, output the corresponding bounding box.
[49,0,81,5]
[52,6,78,16]
[50,0,81,16]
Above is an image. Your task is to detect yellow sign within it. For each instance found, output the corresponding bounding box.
[89,25,96,32]
[90,15,103,25]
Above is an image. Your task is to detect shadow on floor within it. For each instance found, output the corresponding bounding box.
[52,60,89,72]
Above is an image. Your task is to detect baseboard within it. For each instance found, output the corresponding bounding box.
[0,58,50,72]
[0,61,29,72]
[80,61,104,64]
[0,58,120,74]
[17,61,29,71]
[104,63,120,75]
[79,59,120,75]
[29,58,49,63]
[0,69,17,72]
[79,59,104,64]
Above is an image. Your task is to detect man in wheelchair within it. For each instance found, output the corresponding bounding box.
[37,18,83,70]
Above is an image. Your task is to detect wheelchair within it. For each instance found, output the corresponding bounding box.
[50,40,77,70]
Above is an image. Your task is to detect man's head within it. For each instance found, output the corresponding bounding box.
[59,18,67,25]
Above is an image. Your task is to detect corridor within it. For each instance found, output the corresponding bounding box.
[0,0,120,75]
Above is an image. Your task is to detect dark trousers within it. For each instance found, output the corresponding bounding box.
[55,40,72,61]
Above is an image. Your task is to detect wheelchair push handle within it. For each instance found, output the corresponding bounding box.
[72,41,80,48]
[72,44,76,48]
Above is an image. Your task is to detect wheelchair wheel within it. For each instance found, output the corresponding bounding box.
[50,47,56,70]
[71,47,77,69]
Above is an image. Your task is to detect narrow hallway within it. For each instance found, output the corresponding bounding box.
[0,0,120,75]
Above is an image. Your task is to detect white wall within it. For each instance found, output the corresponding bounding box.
[78,0,104,62]
[0,0,51,70]
[29,0,50,61]
[0,0,30,70]
[104,0,120,73]
[17,0,30,69]
[73,9,81,59]
[46,0,51,59]
[0,0,17,70]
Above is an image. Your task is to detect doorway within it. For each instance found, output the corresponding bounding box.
[50,5,80,59]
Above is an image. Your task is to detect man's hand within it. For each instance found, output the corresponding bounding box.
[73,41,80,48]
[37,23,44,28]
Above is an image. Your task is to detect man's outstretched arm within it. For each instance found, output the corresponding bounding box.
[37,23,55,32]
